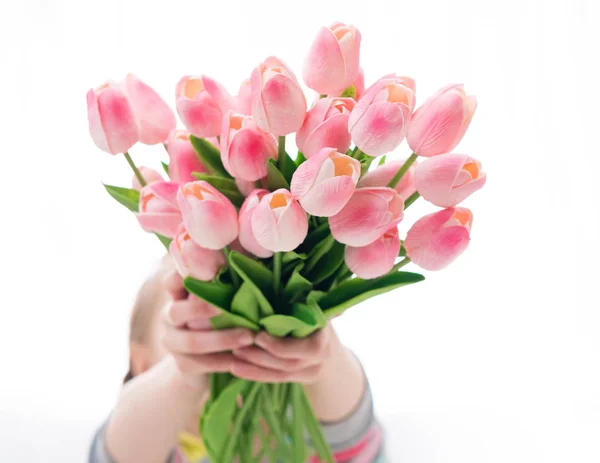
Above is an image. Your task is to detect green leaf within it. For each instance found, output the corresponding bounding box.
[228,252,275,316]
[303,235,335,274]
[230,282,260,323]
[260,314,315,338]
[279,151,297,183]
[155,234,172,250]
[103,184,139,212]
[318,271,425,319]
[189,135,231,178]
[296,151,307,166]
[266,159,290,190]
[340,85,357,99]
[308,240,345,285]
[282,251,307,264]
[284,265,313,302]
[191,173,239,192]
[161,161,170,176]
[183,277,235,312]
[378,155,387,166]
[301,222,331,251]
[220,189,245,208]
[291,301,326,337]
[210,312,260,331]
[307,291,327,304]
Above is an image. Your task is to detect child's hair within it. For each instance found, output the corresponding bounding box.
[124,255,172,383]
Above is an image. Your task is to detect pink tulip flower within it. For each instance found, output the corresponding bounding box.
[122,74,176,145]
[169,227,226,281]
[238,189,274,258]
[132,166,163,191]
[236,178,258,197]
[251,189,309,252]
[291,148,360,217]
[358,159,417,201]
[415,153,486,207]
[296,97,356,158]
[177,181,239,250]
[345,227,400,279]
[236,79,252,115]
[87,81,139,155]
[166,130,207,184]
[404,207,473,271]
[136,181,182,238]
[251,57,307,136]
[220,111,278,181]
[407,84,477,157]
[348,75,416,156]
[303,22,361,95]
[176,75,235,138]
[330,187,404,247]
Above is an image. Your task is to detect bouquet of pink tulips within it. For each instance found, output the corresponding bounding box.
[87,21,485,463]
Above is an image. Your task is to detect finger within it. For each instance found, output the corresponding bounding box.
[233,346,311,372]
[164,299,220,327]
[162,326,254,355]
[174,352,236,374]
[231,360,323,384]
[164,269,187,300]
[254,328,330,360]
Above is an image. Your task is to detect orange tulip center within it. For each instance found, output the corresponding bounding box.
[229,115,244,131]
[462,161,479,179]
[270,193,289,209]
[387,84,411,105]
[184,182,211,200]
[333,26,350,40]
[175,132,189,141]
[183,78,205,99]
[453,209,472,226]
[332,155,355,177]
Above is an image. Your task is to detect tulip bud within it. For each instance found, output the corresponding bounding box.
[87,81,139,155]
[291,148,360,217]
[136,181,182,238]
[220,111,278,181]
[132,166,163,191]
[407,84,476,157]
[251,57,307,136]
[358,159,417,201]
[176,75,235,138]
[415,153,486,207]
[345,227,400,279]
[303,23,361,95]
[177,181,239,250]
[236,79,252,115]
[329,187,404,247]
[238,189,274,258]
[251,189,309,252]
[296,97,355,158]
[348,75,416,156]
[166,130,208,184]
[170,227,227,281]
[404,207,472,271]
[123,74,176,145]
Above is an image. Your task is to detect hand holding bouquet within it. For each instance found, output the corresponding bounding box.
[87,21,486,463]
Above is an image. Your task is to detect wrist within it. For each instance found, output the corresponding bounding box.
[161,357,208,403]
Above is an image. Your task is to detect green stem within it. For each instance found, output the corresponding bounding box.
[404,191,420,209]
[261,389,292,460]
[361,155,375,176]
[352,147,365,160]
[221,382,262,463]
[277,136,286,174]
[387,152,418,189]
[291,383,306,462]
[298,385,334,463]
[319,94,327,99]
[124,152,146,187]
[273,252,283,297]
[392,257,411,272]
[256,423,277,463]
[222,247,241,288]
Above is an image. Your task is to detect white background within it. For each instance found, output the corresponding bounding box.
[1,0,599,461]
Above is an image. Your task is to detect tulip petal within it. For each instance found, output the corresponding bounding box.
[136,212,182,238]
[259,74,307,136]
[227,128,273,181]
[345,228,400,279]
[303,112,352,158]
[408,225,470,271]
[350,101,408,156]
[176,95,223,138]
[93,88,139,155]
[290,148,333,199]
[300,176,356,217]
[303,27,346,95]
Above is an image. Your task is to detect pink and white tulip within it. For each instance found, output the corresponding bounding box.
[296,97,355,158]
[122,74,176,145]
[291,148,360,217]
[358,159,417,201]
[176,75,235,138]
[404,207,472,271]
[348,75,416,156]
[167,130,207,184]
[169,227,226,281]
[236,79,252,115]
[220,111,278,181]
[177,181,239,250]
[345,227,400,279]
[136,181,182,238]
[303,23,362,95]
[132,167,163,191]
[407,84,476,157]
[329,187,404,247]
[415,153,486,207]
[251,189,309,252]
[238,190,274,258]
[87,81,139,155]
[251,57,307,136]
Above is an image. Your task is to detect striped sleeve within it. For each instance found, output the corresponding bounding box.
[88,423,117,463]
